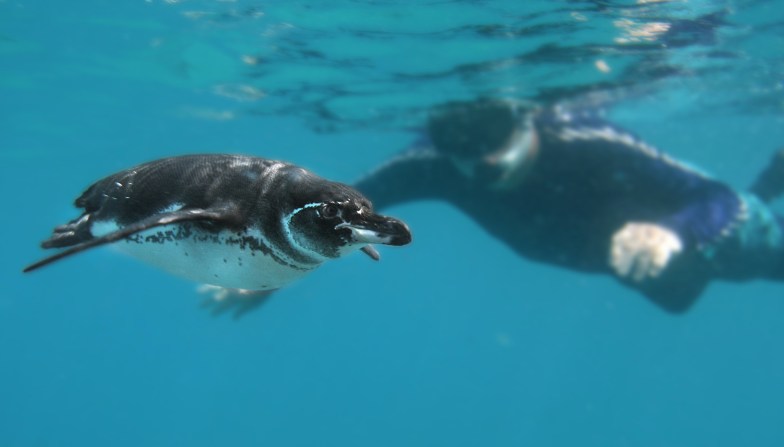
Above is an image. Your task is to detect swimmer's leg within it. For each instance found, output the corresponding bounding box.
[713,196,784,282]
[750,148,784,203]
[771,215,784,281]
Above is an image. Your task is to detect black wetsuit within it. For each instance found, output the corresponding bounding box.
[355,107,784,313]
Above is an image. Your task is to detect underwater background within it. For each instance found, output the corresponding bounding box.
[2,1,784,446]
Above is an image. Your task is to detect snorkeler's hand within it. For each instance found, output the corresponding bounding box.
[610,222,683,282]
[198,284,275,319]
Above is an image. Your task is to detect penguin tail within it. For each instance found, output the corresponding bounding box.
[750,148,784,203]
[40,213,94,249]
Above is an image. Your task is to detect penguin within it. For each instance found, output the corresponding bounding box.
[24,154,412,291]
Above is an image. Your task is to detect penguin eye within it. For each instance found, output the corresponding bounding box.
[320,203,340,219]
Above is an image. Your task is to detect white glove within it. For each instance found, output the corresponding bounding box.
[610,222,683,282]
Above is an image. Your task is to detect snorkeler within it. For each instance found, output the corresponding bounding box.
[354,99,784,313]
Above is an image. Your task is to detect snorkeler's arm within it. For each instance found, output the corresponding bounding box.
[354,137,465,210]
[609,173,743,292]
[539,110,744,295]
[615,183,745,313]
[656,181,744,251]
[538,108,745,251]
[601,164,744,312]
[610,180,741,269]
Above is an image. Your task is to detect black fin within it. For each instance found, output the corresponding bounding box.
[637,278,707,314]
[24,207,240,273]
[750,148,784,203]
[631,252,710,314]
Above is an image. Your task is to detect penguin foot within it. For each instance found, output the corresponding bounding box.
[610,222,683,282]
[198,285,274,319]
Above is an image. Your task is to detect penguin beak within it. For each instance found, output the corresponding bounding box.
[335,213,412,247]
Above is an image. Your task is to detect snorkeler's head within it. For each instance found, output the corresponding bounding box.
[427,98,539,189]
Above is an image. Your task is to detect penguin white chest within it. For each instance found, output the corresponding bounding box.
[92,221,318,290]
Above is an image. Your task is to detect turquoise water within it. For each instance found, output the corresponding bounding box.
[2,1,784,446]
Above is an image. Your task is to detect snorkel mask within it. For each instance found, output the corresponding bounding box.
[427,98,539,190]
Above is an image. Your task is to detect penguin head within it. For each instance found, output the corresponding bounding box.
[428,98,539,190]
[283,183,412,261]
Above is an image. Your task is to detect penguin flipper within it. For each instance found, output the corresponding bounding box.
[24,207,241,273]
[750,148,784,203]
